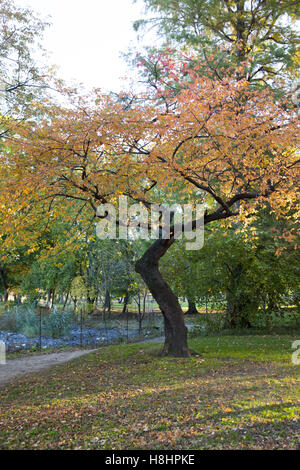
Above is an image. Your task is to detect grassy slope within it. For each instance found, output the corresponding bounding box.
[0,335,299,450]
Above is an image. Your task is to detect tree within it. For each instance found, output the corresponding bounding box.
[0,0,49,130]
[1,57,298,356]
[132,0,299,330]
[22,251,77,307]
[0,246,32,303]
[135,0,300,86]
[163,211,299,328]
[185,299,199,315]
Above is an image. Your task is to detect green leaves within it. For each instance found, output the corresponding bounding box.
[137,0,300,87]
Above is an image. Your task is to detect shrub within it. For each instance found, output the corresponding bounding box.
[251,308,300,330]
[1,305,74,339]
[42,307,73,338]
[1,309,18,332]
[190,313,226,337]
[15,306,40,337]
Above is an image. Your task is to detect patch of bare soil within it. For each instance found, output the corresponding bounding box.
[0,349,97,386]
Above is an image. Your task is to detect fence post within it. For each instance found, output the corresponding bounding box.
[0,341,5,365]
[80,309,83,349]
[126,307,129,344]
[39,307,42,351]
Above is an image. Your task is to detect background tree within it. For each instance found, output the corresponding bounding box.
[0,0,50,305]
[163,211,299,328]
[135,0,300,87]
[0,0,49,133]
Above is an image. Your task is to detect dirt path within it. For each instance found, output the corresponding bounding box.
[142,336,164,343]
[0,349,97,387]
[0,336,167,387]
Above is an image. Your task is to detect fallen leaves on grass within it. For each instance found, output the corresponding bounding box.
[0,336,299,450]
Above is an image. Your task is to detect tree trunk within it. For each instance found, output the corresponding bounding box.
[50,289,55,309]
[135,239,190,357]
[102,289,111,320]
[62,293,69,311]
[185,299,199,315]
[136,295,142,336]
[104,289,111,314]
[0,266,9,302]
[162,314,174,355]
[226,290,252,329]
[226,264,245,328]
[134,204,242,355]
[73,296,77,313]
[226,292,238,328]
[46,289,52,309]
[87,292,96,314]
[122,291,129,314]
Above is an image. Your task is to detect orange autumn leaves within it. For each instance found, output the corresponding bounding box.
[0,60,298,247]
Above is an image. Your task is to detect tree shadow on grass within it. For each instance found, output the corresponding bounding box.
[0,347,299,449]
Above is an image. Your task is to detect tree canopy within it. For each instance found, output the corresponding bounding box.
[0,1,299,357]
[0,53,298,355]
[135,0,300,85]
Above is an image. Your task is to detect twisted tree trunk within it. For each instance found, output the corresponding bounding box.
[135,238,190,357]
[134,193,258,356]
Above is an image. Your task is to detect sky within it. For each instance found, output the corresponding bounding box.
[15,0,155,93]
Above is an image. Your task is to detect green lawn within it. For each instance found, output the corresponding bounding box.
[0,335,299,449]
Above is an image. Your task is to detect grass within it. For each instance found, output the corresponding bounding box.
[0,334,299,450]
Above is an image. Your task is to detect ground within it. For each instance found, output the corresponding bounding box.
[0,349,97,386]
[0,335,299,450]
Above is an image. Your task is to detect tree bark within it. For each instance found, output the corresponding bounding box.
[134,195,257,356]
[62,293,69,311]
[46,289,52,309]
[102,289,111,319]
[185,299,199,315]
[135,238,190,357]
[0,266,9,302]
[226,290,253,329]
[50,289,55,309]
[104,289,111,314]
[122,291,129,314]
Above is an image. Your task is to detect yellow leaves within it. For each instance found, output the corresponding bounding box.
[275,247,284,257]
[0,71,297,248]
[26,241,41,255]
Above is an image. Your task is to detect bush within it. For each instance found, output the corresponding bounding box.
[190,313,226,337]
[15,306,40,337]
[1,305,74,339]
[251,308,300,330]
[1,309,18,332]
[42,307,73,338]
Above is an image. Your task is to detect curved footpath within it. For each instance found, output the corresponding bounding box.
[0,349,98,387]
[0,336,165,387]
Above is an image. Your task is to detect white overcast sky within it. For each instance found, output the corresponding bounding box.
[15,0,155,93]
